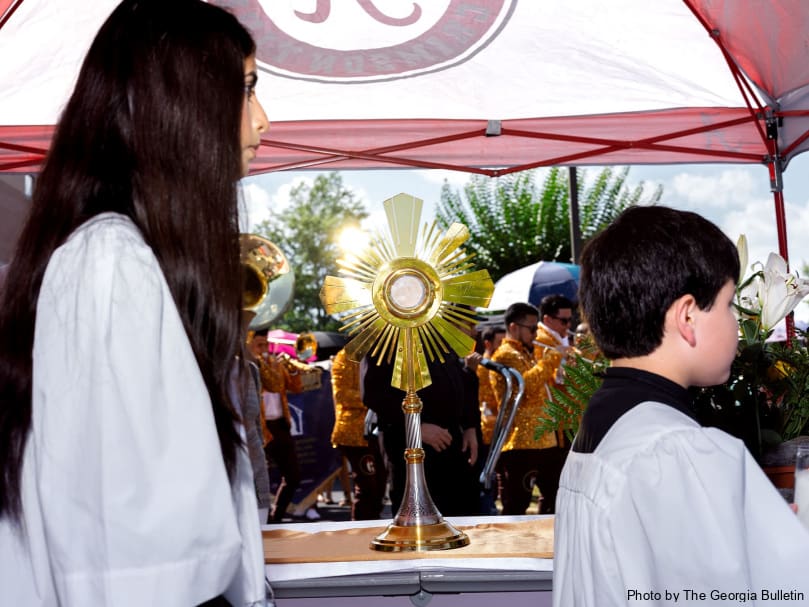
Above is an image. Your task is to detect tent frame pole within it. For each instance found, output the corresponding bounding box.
[568,167,582,264]
[765,114,794,341]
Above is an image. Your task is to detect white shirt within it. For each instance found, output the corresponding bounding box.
[0,214,266,606]
[538,322,568,384]
[554,402,809,606]
[538,322,569,348]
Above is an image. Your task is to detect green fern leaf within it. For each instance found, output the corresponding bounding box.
[535,353,607,442]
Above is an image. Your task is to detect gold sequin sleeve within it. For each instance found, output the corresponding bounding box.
[330,349,370,448]
[477,363,498,445]
[256,356,291,442]
[257,355,289,394]
[534,346,563,370]
[278,354,323,394]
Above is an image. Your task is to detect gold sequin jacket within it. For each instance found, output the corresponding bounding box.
[257,353,314,444]
[490,337,559,451]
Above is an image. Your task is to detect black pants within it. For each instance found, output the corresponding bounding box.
[341,442,387,520]
[476,441,499,515]
[264,418,301,522]
[382,424,479,517]
[497,447,563,515]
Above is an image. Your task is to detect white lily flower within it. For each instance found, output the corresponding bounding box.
[735,272,762,321]
[757,253,809,331]
[736,234,749,281]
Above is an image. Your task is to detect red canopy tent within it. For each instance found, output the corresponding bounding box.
[2,0,808,266]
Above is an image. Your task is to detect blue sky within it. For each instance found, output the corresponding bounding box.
[241,155,809,322]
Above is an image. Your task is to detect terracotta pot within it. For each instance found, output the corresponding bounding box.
[763,465,795,489]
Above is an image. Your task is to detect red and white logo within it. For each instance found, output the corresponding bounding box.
[221,0,516,83]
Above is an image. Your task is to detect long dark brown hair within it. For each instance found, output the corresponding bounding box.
[0,0,255,520]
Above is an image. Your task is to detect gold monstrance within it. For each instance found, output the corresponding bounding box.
[319,193,494,552]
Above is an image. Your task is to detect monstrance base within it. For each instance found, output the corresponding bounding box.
[370,520,470,552]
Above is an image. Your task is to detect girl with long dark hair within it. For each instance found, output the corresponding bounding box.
[0,1,270,604]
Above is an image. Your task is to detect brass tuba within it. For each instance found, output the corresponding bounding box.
[294,331,317,361]
[240,234,294,331]
[265,330,318,362]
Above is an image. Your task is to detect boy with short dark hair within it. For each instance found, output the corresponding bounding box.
[553,206,809,606]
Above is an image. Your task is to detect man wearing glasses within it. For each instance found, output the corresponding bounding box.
[537,294,575,389]
[490,301,568,515]
[537,294,575,359]
[536,295,577,461]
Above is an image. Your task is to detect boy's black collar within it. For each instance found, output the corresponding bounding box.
[573,366,698,454]
[600,366,695,420]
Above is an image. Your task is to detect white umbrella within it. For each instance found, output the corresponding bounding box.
[485,261,579,312]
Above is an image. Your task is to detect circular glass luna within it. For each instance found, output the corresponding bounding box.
[389,272,426,310]
[384,269,433,319]
[372,257,443,327]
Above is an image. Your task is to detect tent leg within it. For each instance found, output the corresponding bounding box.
[768,156,794,340]
[568,167,582,263]
[769,175,789,263]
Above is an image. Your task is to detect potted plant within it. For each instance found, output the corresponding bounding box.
[537,235,809,496]
[692,235,809,491]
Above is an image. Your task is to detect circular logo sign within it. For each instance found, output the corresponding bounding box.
[224,0,516,83]
[521,469,538,493]
[359,453,377,476]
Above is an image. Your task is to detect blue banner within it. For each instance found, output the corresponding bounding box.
[267,368,342,513]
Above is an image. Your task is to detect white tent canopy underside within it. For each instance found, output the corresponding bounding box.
[2,0,809,175]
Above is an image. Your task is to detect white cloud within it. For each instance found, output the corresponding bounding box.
[363,206,389,232]
[786,198,809,270]
[240,165,809,320]
[639,165,809,322]
[722,203,777,273]
[669,168,758,209]
[239,176,319,231]
[243,163,809,269]
[239,182,272,231]
[267,183,292,212]
[248,167,800,271]
[630,166,789,269]
[413,169,471,188]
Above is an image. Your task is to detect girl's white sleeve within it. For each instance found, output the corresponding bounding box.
[31,216,247,606]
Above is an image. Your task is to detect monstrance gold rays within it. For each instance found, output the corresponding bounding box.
[320,192,493,552]
[320,193,494,387]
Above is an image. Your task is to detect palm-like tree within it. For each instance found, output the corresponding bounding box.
[435,167,662,281]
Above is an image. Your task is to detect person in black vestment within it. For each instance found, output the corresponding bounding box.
[361,350,482,517]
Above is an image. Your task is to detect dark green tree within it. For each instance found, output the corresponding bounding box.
[255,172,367,332]
[435,167,663,281]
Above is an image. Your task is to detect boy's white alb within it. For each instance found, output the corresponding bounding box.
[554,402,809,606]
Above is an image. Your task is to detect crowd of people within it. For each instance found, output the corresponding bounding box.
[237,293,583,523]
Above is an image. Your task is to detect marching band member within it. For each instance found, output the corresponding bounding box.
[477,324,506,514]
[248,330,322,523]
[477,325,506,447]
[490,302,563,515]
[535,294,576,379]
[238,322,272,525]
[535,294,577,451]
[330,348,387,520]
